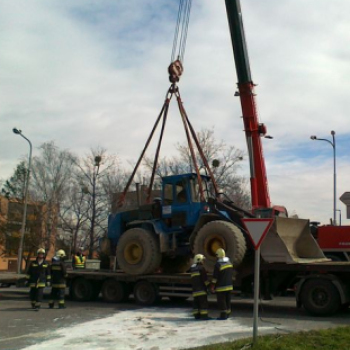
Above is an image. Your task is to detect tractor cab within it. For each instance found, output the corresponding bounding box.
[159,173,212,230]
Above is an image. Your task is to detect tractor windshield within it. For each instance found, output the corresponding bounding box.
[190,176,212,202]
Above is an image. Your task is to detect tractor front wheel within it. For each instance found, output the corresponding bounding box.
[193,220,246,272]
[116,228,161,275]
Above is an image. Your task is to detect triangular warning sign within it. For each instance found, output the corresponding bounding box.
[242,218,274,250]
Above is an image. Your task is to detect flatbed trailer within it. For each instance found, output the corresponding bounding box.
[0,273,26,287]
[67,260,350,316]
[67,270,193,306]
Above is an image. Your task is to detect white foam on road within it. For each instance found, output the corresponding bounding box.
[22,308,274,350]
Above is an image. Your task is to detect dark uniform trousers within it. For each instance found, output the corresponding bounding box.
[212,258,234,319]
[49,260,67,308]
[190,263,210,319]
[216,291,232,319]
[26,259,51,309]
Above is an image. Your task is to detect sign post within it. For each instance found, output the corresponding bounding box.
[241,218,274,345]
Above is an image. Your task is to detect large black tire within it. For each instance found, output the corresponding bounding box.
[193,220,246,272]
[116,228,161,275]
[133,281,160,306]
[70,278,94,301]
[301,279,341,316]
[101,279,130,303]
[161,255,192,273]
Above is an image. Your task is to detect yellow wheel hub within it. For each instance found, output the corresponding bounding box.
[204,235,226,258]
[124,241,143,264]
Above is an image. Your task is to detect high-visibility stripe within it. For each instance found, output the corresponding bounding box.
[37,283,46,288]
[191,272,200,277]
[215,285,233,292]
[199,310,208,315]
[211,278,217,284]
[51,266,62,271]
[220,264,233,271]
[192,291,207,297]
[204,281,210,286]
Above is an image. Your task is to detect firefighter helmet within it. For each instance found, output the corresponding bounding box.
[215,248,225,258]
[37,248,45,255]
[56,249,66,258]
[194,254,205,264]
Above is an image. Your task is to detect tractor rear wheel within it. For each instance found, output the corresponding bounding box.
[193,220,246,272]
[116,228,161,275]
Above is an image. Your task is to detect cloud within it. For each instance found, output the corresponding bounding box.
[0,0,349,225]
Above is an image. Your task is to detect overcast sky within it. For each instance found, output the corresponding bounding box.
[0,0,349,225]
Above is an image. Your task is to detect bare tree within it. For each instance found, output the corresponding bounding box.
[30,141,77,255]
[74,147,123,258]
[59,182,90,258]
[144,127,250,209]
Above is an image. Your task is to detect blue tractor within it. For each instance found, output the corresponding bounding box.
[108,173,248,275]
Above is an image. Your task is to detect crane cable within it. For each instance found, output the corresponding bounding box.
[169,0,192,83]
[171,0,192,63]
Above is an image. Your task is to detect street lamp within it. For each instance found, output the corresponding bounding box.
[310,130,337,225]
[89,155,101,258]
[13,128,33,273]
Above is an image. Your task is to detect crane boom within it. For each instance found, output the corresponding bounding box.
[225,0,271,211]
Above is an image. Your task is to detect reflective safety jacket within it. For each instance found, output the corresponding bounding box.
[51,258,68,288]
[73,254,86,269]
[189,263,210,297]
[212,257,233,292]
[26,259,51,288]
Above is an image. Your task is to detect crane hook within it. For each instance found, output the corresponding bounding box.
[168,59,183,83]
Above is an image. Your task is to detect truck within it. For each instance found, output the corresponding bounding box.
[66,0,350,316]
[310,223,350,261]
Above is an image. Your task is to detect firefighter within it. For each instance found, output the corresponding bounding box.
[211,248,233,320]
[25,248,51,310]
[189,254,210,320]
[49,249,68,309]
[72,248,86,269]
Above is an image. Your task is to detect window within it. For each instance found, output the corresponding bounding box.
[176,181,187,203]
[163,184,173,205]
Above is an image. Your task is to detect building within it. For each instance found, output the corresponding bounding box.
[0,195,58,271]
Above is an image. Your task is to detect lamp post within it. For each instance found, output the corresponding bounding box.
[310,130,336,225]
[89,155,101,258]
[13,128,33,273]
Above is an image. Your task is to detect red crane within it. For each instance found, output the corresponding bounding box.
[225,0,286,216]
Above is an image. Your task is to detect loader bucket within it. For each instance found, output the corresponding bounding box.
[260,217,329,264]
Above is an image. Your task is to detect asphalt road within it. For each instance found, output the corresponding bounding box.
[0,287,349,350]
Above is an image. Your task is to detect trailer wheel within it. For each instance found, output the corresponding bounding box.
[134,281,160,306]
[301,279,340,316]
[116,228,161,275]
[102,279,129,303]
[194,221,246,272]
[71,278,94,301]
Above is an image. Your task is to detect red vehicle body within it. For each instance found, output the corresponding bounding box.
[311,224,350,261]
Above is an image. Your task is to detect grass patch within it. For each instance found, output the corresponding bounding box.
[187,326,350,350]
